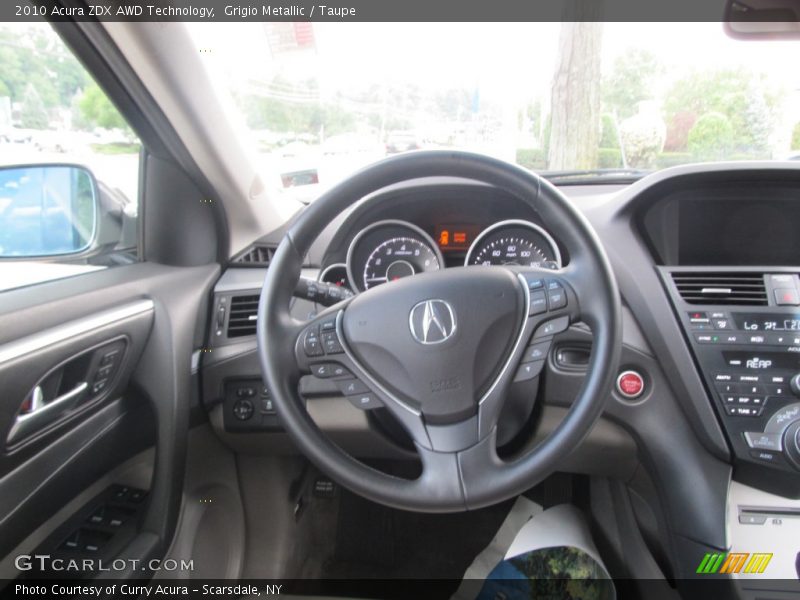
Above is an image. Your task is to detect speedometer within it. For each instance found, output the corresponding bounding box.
[465,220,562,269]
[347,220,444,292]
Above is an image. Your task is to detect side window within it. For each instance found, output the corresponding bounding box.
[0,23,140,292]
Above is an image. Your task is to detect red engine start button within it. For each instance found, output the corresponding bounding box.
[616,370,645,399]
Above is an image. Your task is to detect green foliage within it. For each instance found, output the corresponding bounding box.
[687,112,734,159]
[515,148,547,170]
[597,147,622,168]
[602,48,663,120]
[19,84,47,129]
[0,26,88,110]
[791,122,800,150]
[77,83,129,131]
[599,114,620,149]
[663,68,778,155]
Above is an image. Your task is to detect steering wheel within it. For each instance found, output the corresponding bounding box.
[257,151,621,512]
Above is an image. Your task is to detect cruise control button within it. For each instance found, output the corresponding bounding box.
[529,290,547,316]
[348,393,382,410]
[523,341,551,363]
[336,379,369,396]
[547,285,567,310]
[744,431,783,451]
[514,360,544,382]
[321,331,343,354]
[532,316,570,339]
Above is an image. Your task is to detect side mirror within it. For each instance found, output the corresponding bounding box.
[0,164,99,258]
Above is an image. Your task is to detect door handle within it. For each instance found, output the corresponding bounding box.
[7,382,88,444]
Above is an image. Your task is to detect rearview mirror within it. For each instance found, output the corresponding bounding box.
[0,164,98,258]
[725,0,800,39]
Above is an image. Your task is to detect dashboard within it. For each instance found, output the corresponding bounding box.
[314,183,565,294]
[205,163,800,584]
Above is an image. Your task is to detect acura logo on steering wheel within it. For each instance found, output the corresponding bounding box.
[409,299,457,344]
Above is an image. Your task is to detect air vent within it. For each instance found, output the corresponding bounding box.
[227,294,259,337]
[672,272,767,306]
[233,245,275,267]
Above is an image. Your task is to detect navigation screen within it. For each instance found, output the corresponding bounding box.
[734,313,800,332]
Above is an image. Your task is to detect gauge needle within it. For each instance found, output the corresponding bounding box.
[366,277,388,283]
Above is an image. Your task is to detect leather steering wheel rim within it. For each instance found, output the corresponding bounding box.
[257,150,621,512]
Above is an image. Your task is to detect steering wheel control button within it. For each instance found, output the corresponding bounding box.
[514,360,545,382]
[233,399,255,421]
[303,328,324,357]
[546,281,567,310]
[348,393,382,410]
[744,431,783,451]
[311,363,353,379]
[529,291,548,316]
[616,371,645,399]
[336,379,370,396]
[533,316,570,340]
[526,277,545,290]
[524,341,551,363]
[321,331,344,354]
[320,319,336,332]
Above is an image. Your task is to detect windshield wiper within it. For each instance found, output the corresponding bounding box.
[539,168,651,184]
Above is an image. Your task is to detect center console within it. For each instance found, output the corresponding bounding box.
[663,268,800,496]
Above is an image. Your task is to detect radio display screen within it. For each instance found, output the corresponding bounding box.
[722,351,798,371]
[734,313,800,332]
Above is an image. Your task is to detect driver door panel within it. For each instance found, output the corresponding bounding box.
[0,262,219,574]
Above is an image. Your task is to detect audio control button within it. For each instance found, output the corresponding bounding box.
[726,405,762,417]
[744,431,783,451]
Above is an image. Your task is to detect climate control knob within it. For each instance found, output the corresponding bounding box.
[790,374,800,397]
[784,421,800,470]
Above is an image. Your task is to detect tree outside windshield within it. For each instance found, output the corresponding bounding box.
[188,21,800,199]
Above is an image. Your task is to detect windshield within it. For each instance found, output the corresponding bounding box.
[194,22,799,196]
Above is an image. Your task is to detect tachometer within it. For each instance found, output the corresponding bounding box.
[347,220,444,292]
[465,220,561,269]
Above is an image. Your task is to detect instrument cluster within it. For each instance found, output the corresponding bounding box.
[320,218,562,294]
